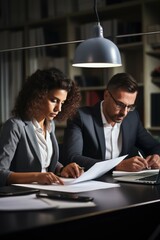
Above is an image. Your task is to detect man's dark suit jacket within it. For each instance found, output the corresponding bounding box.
[62,101,160,170]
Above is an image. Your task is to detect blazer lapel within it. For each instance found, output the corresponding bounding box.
[24,121,41,161]
[92,103,106,160]
[49,128,59,172]
[121,120,130,154]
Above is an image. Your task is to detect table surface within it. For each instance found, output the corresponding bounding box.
[1,173,160,238]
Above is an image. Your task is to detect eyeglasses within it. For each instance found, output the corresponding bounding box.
[108,91,136,112]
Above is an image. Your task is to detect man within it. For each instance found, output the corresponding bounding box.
[62,73,160,172]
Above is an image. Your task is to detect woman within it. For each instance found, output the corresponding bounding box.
[0,67,83,187]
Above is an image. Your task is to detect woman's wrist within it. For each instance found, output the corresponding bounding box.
[57,167,64,176]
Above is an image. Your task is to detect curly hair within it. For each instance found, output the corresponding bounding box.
[12,68,81,121]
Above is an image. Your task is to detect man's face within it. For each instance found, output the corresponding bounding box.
[103,88,137,125]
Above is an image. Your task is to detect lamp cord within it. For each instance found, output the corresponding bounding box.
[94,0,100,24]
[0,31,159,53]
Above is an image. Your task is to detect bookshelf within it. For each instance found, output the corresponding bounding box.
[0,0,160,142]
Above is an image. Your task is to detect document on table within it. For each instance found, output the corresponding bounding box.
[0,193,96,211]
[112,169,159,177]
[15,155,126,192]
[61,155,127,185]
[15,180,120,193]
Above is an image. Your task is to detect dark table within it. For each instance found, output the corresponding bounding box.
[1,174,160,239]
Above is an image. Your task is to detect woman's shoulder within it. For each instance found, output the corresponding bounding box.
[5,117,23,124]
[2,117,26,130]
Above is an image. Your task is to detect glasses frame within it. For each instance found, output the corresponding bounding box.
[108,91,136,112]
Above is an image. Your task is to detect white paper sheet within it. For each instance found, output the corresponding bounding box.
[15,180,120,193]
[62,155,127,185]
[0,194,58,211]
[14,156,124,192]
[0,194,95,211]
[112,169,159,177]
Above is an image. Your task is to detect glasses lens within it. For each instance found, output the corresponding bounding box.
[129,106,135,111]
[109,91,135,111]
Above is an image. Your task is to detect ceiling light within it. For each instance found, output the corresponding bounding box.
[72,0,122,68]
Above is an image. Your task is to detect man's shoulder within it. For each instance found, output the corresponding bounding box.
[78,102,100,114]
[123,110,141,125]
[125,110,139,119]
[78,105,92,112]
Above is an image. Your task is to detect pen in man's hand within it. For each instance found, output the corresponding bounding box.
[138,151,150,169]
[138,151,143,159]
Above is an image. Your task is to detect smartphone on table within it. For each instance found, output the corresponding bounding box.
[36,191,94,202]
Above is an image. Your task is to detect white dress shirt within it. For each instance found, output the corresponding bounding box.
[100,101,122,160]
[32,119,53,172]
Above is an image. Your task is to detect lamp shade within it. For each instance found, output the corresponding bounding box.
[72,23,122,68]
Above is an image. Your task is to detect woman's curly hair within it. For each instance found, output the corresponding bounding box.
[12,67,81,121]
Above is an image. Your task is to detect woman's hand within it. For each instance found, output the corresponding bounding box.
[36,172,64,185]
[60,163,84,178]
[7,172,64,185]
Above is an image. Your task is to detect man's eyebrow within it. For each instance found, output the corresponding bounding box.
[121,101,135,106]
[117,100,135,107]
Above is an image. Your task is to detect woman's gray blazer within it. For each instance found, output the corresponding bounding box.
[0,118,62,186]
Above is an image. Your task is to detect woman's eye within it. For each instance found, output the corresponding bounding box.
[51,99,57,103]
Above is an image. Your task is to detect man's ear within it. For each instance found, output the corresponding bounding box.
[104,89,109,99]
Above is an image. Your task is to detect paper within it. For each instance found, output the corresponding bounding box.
[62,155,127,185]
[15,180,120,193]
[14,156,125,193]
[0,194,58,211]
[14,156,124,193]
[0,194,95,211]
[112,169,159,177]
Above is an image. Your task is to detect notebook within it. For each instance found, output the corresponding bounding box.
[114,169,160,185]
[0,185,40,197]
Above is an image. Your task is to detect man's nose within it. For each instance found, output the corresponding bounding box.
[120,106,129,115]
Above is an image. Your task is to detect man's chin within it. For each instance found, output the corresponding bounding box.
[115,118,123,123]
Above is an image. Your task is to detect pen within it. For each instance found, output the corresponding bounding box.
[138,151,143,158]
[138,151,150,169]
[78,166,85,171]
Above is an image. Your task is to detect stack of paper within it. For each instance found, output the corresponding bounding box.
[112,169,159,177]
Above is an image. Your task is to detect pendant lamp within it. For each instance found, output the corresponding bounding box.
[72,0,122,68]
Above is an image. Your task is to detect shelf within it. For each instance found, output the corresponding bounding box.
[152,78,160,86]
[118,41,143,50]
[80,86,106,91]
[0,0,160,142]
[146,50,160,58]
[147,127,160,131]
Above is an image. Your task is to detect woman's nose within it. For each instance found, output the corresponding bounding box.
[54,103,62,112]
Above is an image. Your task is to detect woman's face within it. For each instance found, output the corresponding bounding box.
[40,89,68,121]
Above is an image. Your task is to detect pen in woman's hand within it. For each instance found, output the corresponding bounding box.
[78,166,85,171]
